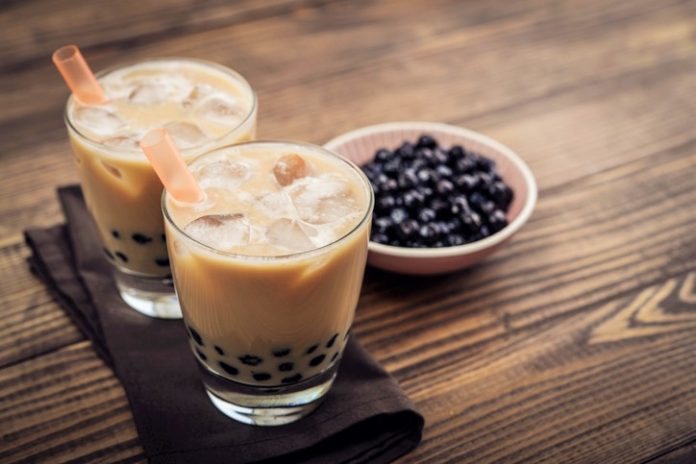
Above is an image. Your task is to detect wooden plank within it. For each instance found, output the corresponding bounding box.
[0,0,321,69]
[0,240,82,368]
[646,441,696,464]
[1,140,694,462]
[2,270,695,463]
[1,0,695,462]
[3,129,694,372]
[0,342,144,463]
[2,0,693,130]
[404,272,696,462]
[1,0,694,240]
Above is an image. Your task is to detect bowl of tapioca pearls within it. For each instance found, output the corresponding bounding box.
[324,121,537,275]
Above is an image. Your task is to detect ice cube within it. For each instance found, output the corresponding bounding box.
[72,106,124,135]
[184,214,250,250]
[197,160,250,189]
[100,80,130,100]
[128,76,191,105]
[290,176,358,224]
[128,82,169,105]
[258,191,296,218]
[273,154,307,186]
[182,84,214,108]
[266,218,316,252]
[102,133,141,149]
[164,121,209,149]
[197,95,245,123]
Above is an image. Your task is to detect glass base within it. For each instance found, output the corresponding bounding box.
[113,268,182,319]
[200,361,337,426]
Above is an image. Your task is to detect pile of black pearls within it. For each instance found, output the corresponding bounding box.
[361,135,514,248]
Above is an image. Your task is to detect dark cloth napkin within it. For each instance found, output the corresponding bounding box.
[24,186,424,464]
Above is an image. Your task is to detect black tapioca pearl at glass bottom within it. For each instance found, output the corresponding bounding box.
[214,346,224,355]
[103,248,114,261]
[282,374,302,384]
[309,354,326,367]
[155,257,170,267]
[111,229,120,239]
[306,344,318,355]
[278,362,294,372]
[195,348,207,361]
[252,372,272,381]
[272,348,291,357]
[326,333,338,348]
[114,251,128,263]
[161,233,166,243]
[330,352,339,363]
[188,326,204,346]
[132,233,153,244]
[219,361,239,376]
[239,355,263,366]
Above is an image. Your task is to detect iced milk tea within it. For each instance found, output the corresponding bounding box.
[163,141,373,425]
[64,58,257,317]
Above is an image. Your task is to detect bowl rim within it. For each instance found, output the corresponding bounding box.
[324,121,538,258]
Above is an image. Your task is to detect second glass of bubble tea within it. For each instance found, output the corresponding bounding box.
[56,47,257,318]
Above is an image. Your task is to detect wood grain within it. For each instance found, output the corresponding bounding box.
[0,240,82,368]
[1,0,694,238]
[1,0,695,462]
[0,342,143,463]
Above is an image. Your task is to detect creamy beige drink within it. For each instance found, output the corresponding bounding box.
[163,141,373,425]
[64,59,257,317]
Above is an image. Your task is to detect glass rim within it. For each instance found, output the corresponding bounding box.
[162,140,375,262]
[64,57,258,155]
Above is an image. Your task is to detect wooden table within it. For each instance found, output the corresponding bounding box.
[2,0,696,462]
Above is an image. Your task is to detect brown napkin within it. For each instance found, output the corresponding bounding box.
[24,186,424,464]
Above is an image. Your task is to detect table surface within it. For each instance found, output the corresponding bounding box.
[2,0,696,462]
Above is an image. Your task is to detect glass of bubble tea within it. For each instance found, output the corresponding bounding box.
[163,141,374,425]
[62,57,257,318]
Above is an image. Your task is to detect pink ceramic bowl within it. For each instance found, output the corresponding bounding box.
[324,122,537,275]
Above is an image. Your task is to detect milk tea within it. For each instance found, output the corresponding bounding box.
[66,59,256,278]
[164,142,372,388]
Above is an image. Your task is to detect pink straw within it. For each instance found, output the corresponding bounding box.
[52,45,107,105]
[140,129,206,203]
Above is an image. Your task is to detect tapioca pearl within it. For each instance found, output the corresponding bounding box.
[239,355,263,366]
[219,361,239,376]
[115,251,128,263]
[103,248,114,261]
[214,346,224,355]
[187,326,204,346]
[252,372,272,381]
[155,257,170,267]
[195,348,207,361]
[111,230,120,239]
[330,352,339,363]
[282,374,302,384]
[326,333,338,348]
[309,354,326,367]
[132,233,152,244]
[305,344,318,355]
[272,348,291,357]
[278,362,293,372]
[161,234,166,243]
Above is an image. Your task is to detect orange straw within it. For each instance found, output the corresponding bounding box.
[52,45,107,105]
[140,129,206,203]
